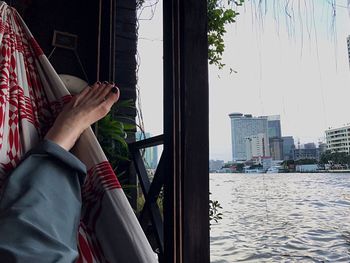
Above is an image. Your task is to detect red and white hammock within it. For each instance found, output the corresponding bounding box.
[0,2,157,262]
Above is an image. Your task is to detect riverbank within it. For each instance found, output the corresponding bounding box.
[312,169,350,173]
[213,169,350,174]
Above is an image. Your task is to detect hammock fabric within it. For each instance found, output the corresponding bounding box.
[0,2,157,262]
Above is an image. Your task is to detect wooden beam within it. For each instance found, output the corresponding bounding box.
[131,149,164,255]
[163,0,209,261]
[163,0,180,260]
[129,134,164,149]
[181,0,209,261]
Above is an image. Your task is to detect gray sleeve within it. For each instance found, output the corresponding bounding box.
[0,139,86,263]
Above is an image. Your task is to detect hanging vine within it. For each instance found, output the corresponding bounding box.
[208,0,244,69]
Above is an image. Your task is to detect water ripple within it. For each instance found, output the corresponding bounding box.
[210,173,350,262]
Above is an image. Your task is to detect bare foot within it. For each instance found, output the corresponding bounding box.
[45,81,120,151]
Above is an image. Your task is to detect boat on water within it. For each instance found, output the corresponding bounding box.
[266,166,281,173]
[244,168,265,174]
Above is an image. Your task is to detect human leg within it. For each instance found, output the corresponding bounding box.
[0,140,86,263]
[0,82,119,263]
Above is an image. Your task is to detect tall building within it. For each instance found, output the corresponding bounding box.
[136,131,159,169]
[267,115,282,138]
[269,137,284,160]
[264,115,283,160]
[245,133,269,160]
[229,113,269,161]
[325,125,350,154]
[282,136,295,160]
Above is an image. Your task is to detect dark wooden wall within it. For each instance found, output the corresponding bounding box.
[11,0,98,82]
[8,0,137,111]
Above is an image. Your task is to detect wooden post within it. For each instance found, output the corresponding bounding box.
[163,0,209,261]
[113,0,138,209]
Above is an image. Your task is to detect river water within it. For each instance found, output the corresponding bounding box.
[210,173,350,262]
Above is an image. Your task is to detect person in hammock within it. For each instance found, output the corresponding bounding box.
[0,81,119,262]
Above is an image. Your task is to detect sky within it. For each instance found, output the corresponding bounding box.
[137,0,350,162]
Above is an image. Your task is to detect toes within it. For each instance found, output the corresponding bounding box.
[90,81,101,90]
[76,82,98,99]
[88,81,103,98]
[73,84,93,106]
[97,82,116,101]
[99,86,120,114]
[106,86,120,103]
[86,81,111,101]
[81,85,92,95]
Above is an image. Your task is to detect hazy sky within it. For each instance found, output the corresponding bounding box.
[137,0,350,162]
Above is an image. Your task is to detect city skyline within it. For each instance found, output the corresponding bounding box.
[215,112,348,163]
[228,112,317,163]
[208,2,350,162]
[137,1,350,162]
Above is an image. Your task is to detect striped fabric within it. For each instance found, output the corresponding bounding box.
[0,2,157,262]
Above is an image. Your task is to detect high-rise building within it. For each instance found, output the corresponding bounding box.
[325,125,350,154]
[282,136,295,160]
[266,115,283,160]
[267,115,282,138]
[136,131,159,169]
[245,133,270,160]
[229,113,269,161]
[263,115,283,160]
[269,137,284,160]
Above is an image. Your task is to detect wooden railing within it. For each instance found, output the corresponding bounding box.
[129,134,164,261]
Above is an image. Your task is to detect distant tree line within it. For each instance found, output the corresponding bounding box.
[319,151,350,166]
[282,159,318,166]
[281,151,350,166]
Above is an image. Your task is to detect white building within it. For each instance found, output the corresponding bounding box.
[229,113,269,161]
[245,133,270,160]
[296,164,319,172]
[325,125,350,154]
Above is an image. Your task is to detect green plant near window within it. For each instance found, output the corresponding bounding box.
[208,0,244,69]
[97,99,136,188]
[136,0,244,70]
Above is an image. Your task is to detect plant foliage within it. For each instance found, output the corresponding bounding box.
[320,150,350,166]
[208,0,244,69]
[209,193,223,226]
[97,100,136,185]
[137,0,245,69]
